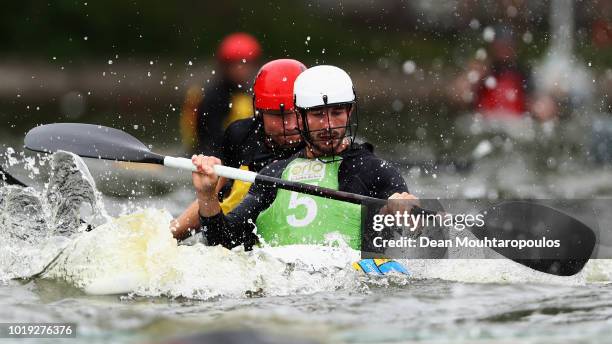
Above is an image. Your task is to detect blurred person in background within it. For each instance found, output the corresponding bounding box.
[180,32,262,156]
[592,0,612,48]
[450,25,557,121]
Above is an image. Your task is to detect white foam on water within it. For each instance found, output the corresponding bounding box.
[583,259,612,283]
[44,208,364,299]
[404,259,587,285]
[398,228,610,286]
[40,205,612,298]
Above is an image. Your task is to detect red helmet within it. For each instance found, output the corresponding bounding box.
[217,32,262,63]
[253,59,307,113]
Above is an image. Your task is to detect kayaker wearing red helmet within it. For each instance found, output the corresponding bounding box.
[172,59,306,240]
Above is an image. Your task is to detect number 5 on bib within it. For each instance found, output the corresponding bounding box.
[287,192,318,227]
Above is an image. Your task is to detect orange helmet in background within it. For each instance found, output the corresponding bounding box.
[216,32,262,63]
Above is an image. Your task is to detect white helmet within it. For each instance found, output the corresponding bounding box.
[294,65,356,109]
[293,65,358,158]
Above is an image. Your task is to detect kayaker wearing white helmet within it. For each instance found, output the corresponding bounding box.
[192,65,418,270]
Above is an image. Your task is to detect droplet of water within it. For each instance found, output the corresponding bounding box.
[469,19,480,30]
[522,31,533,44]
[475,48,487,61]
[402,60,416,75]
[483,27,495,42]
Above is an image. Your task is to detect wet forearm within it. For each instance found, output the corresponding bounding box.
[200,163,282,249]
[198,192,221,218]
[170,200,201,240]
[171,176,226,241]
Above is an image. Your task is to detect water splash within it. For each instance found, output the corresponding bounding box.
[43,151,108,234]
[0,151,106,281]
[0,185,48,240]
[3,150,611,295]
[39,205,612,298]
[0,185,61,280]
[43,208,366,298]
[533,0,594,108]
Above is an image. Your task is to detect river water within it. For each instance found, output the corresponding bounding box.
[1,113,612,343]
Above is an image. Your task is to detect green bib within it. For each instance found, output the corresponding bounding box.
[255,158,361,249]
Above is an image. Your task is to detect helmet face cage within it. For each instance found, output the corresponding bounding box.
[297,102,358,162]
[292,65,358,162]
[251,59,306,151]
[255,104,302,150]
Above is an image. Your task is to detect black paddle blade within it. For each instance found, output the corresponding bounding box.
[479,201,596,276]
[25,123,164,164]
[0,165,28,187]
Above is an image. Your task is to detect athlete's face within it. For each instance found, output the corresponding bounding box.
[223,60,257,85]
[302,105,351,155]
[262,111,302,148]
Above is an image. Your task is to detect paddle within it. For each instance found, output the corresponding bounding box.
[25,123,384,205]
[25,123,596,276]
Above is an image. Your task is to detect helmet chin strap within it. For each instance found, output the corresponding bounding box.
[303,129,351,163]
[299,103,356,163]
[305,137,350,161]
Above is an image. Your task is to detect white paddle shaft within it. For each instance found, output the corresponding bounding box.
[162,156,257,183]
